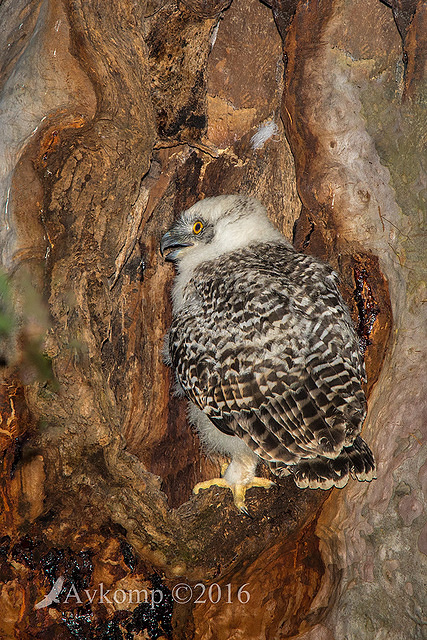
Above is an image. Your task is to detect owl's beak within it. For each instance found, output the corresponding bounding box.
[160,229,193,262]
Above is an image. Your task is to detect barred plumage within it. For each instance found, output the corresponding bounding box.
[161,195,375,509]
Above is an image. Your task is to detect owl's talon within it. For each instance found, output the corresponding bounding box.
[193,478,229,495]
[193,476,274,512]
[238,504,250,516]
[247,478,276,490]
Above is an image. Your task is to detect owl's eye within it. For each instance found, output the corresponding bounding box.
[192,220,204,235]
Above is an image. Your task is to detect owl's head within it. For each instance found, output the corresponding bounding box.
[160,195,287,270]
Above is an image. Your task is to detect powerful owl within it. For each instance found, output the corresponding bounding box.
[161,195,376,511]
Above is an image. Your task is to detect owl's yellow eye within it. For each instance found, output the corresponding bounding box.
[192,221,203,235]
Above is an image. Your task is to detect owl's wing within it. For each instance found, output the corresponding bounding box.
[170,249,366,466]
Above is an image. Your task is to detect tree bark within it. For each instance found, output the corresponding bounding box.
[0,0,425,638]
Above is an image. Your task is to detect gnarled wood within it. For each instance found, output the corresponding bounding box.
[0,0,425,638]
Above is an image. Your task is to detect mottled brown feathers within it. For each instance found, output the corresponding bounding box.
[167,238,375,488]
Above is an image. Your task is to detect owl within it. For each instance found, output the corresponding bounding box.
[161,195,375,511]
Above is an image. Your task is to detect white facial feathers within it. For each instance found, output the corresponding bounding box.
[171,194,289,274]
[163,195,290,311]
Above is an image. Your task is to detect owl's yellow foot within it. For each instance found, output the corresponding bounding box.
[193,477,275,513]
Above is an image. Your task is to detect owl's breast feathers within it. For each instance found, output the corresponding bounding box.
[168,242,375,490]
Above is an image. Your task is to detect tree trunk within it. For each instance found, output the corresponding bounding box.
[0,0,425,638]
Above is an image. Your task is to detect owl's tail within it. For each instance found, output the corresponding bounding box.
[287,435,376,490]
